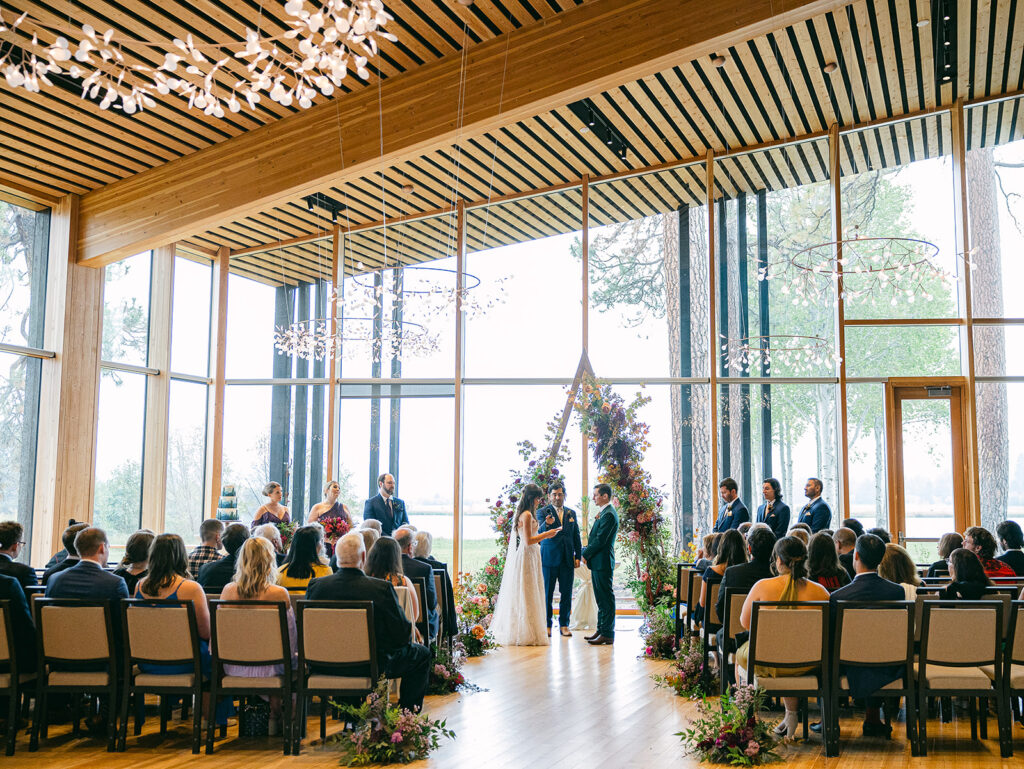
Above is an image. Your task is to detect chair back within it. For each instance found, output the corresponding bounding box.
[393,585,417,627]
[433,571,446,631]
[705,581,722,627]
[297,600,377,678]
[919,600,1001,667]
[834,601,914,667]
[1010,601,1024,666]
[34,599,114,664]
[209,600,290,668]
[411,576,429,639]
[0,601,11,668]
[122,599,199,668]
[684,569,701,632]
[982,590,1014,637]
[749,601,827,669]
[721,589,749,641]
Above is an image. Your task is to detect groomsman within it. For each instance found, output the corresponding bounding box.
[797,477,832,533]
[363,473,409,536]
[536,481,582,638]
[582,484,618,646]
[755,478,790,539]
[713,478,749,533]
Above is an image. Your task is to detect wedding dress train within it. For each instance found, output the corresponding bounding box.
[489,513,549,646]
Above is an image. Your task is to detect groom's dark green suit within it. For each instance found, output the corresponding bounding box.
[582,505,619,640]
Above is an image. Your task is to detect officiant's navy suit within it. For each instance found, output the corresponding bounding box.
[363,493,409,536]
[536,503,582,629]
[713,499,749,532]
[797,497,832,533]
[755,500,790,539]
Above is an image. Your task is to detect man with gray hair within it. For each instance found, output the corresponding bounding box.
[360,518,383,534]
[395,527,439,639]
[412,530,456,639]
[306,532,430,711]
[254,523,286,565]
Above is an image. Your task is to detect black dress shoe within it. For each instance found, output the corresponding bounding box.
[583,631,599,641]
[587,635,614,645]
[862,721,892,738]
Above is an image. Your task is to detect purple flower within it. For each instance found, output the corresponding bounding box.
[551,468,559,476]
[391,731,404,743]
[528,460,536,467]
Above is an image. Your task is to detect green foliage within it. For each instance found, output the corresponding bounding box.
[651,634,718,697]
[93,459,143,544]
[678,684,781,766]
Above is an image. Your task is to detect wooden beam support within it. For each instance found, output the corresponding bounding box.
[453,200,466,577]
[830,122,851,522]
[204,246,230,518]
[76,0,849,266]
[706,151,718,532]
[326,225,341,479]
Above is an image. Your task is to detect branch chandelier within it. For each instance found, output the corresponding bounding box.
[0,1,396,115]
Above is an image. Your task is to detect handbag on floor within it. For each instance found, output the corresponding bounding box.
[237,698,271,737]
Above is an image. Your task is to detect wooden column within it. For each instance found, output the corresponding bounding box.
[581,176,590,511]
[706,151,719,529]
[829,123,851,521]
[204,247,229,518]
[32,194,104,565]
[327,225,340,480]
[453,201,466,576]
[950,100,982,526]
[140,244,175,532]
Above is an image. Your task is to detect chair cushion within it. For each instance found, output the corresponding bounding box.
[220,675,285,689]
[915,663,993,690]
[839,675,903,691]
[135,673,196,688]
[752,674,819,691]
[48,671,109,687]
[979,664,1024,688]
[306,675,373,690]
[0,672,35,688]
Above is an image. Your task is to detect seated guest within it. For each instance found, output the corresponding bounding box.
[755,478,790,539]
[696,529,746,628]
[693,533,716,572]
[737,521,753,538]
[926,532,962,578]
[833,527,857,581]
[361,519,383,535]
[45,527,128,601]
[866,527,891,545]
[796,477,832,533]
[394,527,439,639]
[736,536,830,738]
[713,478,749,532]
[808,532,851,593]
[276,525,331,590]
[996,521,1024,576]
[842,518,865,538]
[331,527,380,572]
[365,537,421,640]
[940,548,994,600]
[136,534,212,655]
[412,530,457,639]
[714,525,776,658]
[41,522,89,585]
[963,526,1016,578]
[0,520,37,588]
[787,527,809,546]
[828,534,906,738]
[0,572,36,673]
[305,532,430,711]
[878,543,922,599]
[222,537,296,735]
[197,523,249,592]
[188,519,224,576]
[251,482,290,528]
[113,529,155,595]
[254,523,287,566]
[43,518,80,570]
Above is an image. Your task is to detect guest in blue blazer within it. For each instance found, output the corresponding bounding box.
[0,572,36,673]
[363,473,410,536]
[827,534,905,738]
[45,527,128,602]
[713,478,749,533]
[796,477,832,533]
[754,478,790,539]
[536,480,582,637]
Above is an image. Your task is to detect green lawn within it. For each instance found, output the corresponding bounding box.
[430,537,499,575]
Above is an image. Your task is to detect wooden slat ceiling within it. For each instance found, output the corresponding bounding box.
[3,0,1024,285]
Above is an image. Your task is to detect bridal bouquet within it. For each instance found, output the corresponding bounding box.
[328,677,455,766]
[677,684,780,766]
[651,635,717,698]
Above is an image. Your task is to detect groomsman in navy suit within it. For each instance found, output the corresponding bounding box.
[713,478,749,533]
[363,473,409,536]
[797,477,832,533]
[754,477,790,539]
[536,480,582,638]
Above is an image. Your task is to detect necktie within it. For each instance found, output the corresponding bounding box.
[387,498,393,518]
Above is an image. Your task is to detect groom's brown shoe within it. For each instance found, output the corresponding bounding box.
[547,628,551,637]
[587,635,614,645]
[583,631,599,641]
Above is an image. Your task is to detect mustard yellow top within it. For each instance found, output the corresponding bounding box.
[276,562,332,590]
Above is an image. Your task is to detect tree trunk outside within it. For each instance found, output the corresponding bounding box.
[661,211,685,549]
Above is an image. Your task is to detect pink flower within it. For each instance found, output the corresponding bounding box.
[455,605,464,615]
[640,571,650,582]
[391,732,404,743]
[745,740,760,757]
[485,565,497,575]
[496,515,507,527]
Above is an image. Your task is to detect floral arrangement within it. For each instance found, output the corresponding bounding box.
[682,535,699,563]
[453,571,498,657]
[651,635,718,696]
[427,639,468,695]
[328,677,455,766]
[640,601,678,660]
[575,377,676,617]
[275,521,298,551]
[678,684,780,766]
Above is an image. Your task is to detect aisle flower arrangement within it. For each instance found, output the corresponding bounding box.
[640,602,679,660]
[453,572,498,657]
[427,640,468,695]
[651,635,718,697]
[678,684,780,766]
[328,677,455,766]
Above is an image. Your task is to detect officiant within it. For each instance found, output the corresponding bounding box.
[536,480,582,638]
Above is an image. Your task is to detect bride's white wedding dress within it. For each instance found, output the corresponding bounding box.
[489,512,549,646]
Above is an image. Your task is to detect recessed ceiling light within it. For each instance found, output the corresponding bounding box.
[456,0,474,5]
[579,126,590,134]
[944,40,950,46]
[943,14,950,20]
[943,75,951,81]
[712,55,727,68]
[916,19,929,27]
[823,62,838,74]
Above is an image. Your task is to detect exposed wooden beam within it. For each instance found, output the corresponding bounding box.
[76,0,851,267]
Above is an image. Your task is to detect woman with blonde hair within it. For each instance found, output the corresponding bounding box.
[878,543,923,599]
[221,537,297,736]
[251,481,290,528]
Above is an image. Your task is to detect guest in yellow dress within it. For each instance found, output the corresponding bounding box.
[276,525,331,590]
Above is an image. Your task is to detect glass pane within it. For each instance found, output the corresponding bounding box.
[976,381,1024,532]
[845,383,887,532]
[165,380,208,543]
[94,370,147,545]
[223,385,273,520]
[170,257,212,376]
[102,251,152,366]
[0,202,48,348]
[0,351,42,550]
[966,96,1024,319]
[845,326,961,378]
[900,399,955,539]
[840,113,960,321]
[226,274,278,379]
[465,190,583,377]
[974,325,1024,376]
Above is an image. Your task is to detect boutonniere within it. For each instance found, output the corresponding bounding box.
[567,514,574,522]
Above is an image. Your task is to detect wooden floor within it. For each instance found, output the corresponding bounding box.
[7,619,1023,767]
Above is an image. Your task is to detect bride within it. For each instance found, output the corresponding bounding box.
[490,483,561,646]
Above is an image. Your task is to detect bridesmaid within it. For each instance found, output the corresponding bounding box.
[307,480,352,526]
[251,482,290,528]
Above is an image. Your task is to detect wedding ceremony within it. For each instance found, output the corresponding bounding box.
[2,0,1024,766]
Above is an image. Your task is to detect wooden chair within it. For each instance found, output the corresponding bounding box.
[294,600,378,754]
[1,600,35,756]
[682,568,701,637]
[982,601,1024,739]
[700,581,721,691]
[207,600,295,756]
[118,599,204,753]
[740,601,829,742]
[717,588,749,695]
[30,599,120,752]
[410,576,430,644]
[433,570,449,647]
[916,600,1011,757]
[827,601,918,756]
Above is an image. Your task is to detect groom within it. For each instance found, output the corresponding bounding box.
[582,483,619,646]
[536,480,582,638]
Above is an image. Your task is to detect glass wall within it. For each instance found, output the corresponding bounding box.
[93,371,147,544]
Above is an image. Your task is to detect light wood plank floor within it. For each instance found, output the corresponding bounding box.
[6,619,1023,767]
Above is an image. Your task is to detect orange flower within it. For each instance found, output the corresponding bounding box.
[471,624,486,639]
